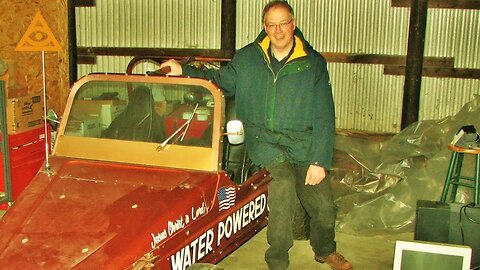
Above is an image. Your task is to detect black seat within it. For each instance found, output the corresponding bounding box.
[104,86,166,142]
[223,97,260,184]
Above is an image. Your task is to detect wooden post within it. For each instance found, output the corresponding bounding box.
[401,0,429,129]
[68,0,78,85]
[221,0,236,60]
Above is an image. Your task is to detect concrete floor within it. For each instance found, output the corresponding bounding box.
[217,228,413,270]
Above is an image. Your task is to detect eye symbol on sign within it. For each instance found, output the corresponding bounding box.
[26,27,51,47]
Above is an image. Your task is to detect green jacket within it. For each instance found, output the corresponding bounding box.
[183,28,335,168]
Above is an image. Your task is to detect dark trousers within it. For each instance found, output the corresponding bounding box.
[265,162,337,270]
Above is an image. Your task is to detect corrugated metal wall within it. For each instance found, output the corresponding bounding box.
[76,0,480,133]
[76,0,221,75]
[420,8,480,121]
[76,0,221,48]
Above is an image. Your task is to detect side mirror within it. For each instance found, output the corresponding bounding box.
[226,120,244,145]
[46,109,60,131]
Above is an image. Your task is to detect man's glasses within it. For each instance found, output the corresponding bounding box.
[264,19,293,31]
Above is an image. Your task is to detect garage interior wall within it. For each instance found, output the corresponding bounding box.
[0,1,69,114]
[76,0,480,133]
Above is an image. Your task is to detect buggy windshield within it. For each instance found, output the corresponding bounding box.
[65,80,215,148]
[53,74,224,172]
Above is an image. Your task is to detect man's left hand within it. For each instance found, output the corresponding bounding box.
[305,165,326,185]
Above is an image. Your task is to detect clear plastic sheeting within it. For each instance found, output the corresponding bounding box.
[332,95,480,235]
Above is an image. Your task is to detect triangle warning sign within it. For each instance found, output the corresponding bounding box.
[15,11,62,52]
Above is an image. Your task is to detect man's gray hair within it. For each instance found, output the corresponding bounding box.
[262,1,294,22]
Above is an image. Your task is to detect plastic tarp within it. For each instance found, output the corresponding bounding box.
[332,95,480,235]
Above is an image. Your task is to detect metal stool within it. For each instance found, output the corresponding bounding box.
[440,144,480,205]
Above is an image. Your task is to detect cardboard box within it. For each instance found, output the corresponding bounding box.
[6,94,44,134]
[64,117,101,137]
[74,99,126,109]
[72,100,126,130]
[100,104,125,130]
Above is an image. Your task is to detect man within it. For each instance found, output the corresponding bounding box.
[160,1,352,269]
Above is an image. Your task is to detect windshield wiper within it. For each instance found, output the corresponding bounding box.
[179,104,198,142]
[157,104,199,151]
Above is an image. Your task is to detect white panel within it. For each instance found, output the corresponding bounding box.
[235,0,411,133]
[76,0,221,49]
[236,0,268,48]
[421,78,480,120]
[77,0,480,133]
[426,8,480,69]
[236,0,411,54]
[330,63,404,133]
[454,9,480,68]
[235,0,479,133]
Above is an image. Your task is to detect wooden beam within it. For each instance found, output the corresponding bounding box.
[384,65,480,79]
[75,0,96,7]
[77,55,96,65]
[321,52,454,67]
[77,47,233,59]
[77,47,479,79]
[392,0,480,9]
[75,0,95,7]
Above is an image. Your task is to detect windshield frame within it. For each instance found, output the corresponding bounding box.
[53,73,225,172]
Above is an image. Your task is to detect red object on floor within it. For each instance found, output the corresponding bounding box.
[0,127,50,209]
